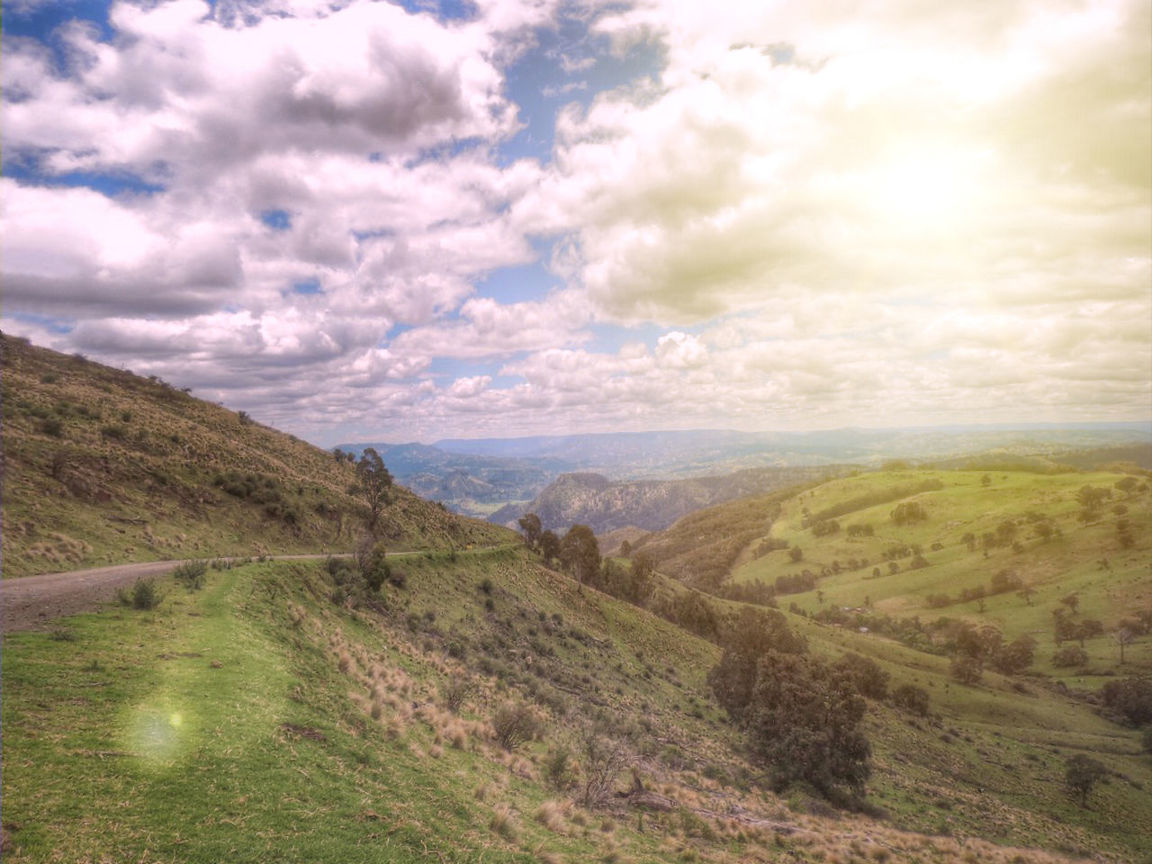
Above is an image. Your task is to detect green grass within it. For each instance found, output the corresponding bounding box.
[6,548,1152,863]
[727,469,1152,673]
[1,333,512,578]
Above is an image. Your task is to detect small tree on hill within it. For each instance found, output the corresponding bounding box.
[560,524,601,585]
[950,655,983,686]
[1114,627,1134,664]
[627,552,656,606]
[1064,755,1107,808]
[518,513,543,551]
[539,530,561,565]
[354,448,393,534]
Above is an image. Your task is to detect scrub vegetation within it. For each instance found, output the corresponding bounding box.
[3,334,1151,863]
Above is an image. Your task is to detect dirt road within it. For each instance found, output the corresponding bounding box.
[0,555,345,633]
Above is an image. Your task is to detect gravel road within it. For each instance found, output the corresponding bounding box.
[0,555,344,633]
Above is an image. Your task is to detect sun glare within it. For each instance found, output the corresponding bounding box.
[867,146,991,230]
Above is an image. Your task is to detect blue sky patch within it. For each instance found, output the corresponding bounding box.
[261,210,293,231]
[290,278,324,296]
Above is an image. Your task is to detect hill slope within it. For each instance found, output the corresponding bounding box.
[4,548,1150,862]
[0,333,509,577]
[492,465,838,535]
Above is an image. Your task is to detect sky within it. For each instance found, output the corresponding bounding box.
[3,0,1150,448]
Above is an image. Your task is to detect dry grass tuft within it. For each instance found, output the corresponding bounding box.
[489,804,520,842]
[534,800,567,833]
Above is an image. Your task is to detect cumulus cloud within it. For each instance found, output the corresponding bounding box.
[1,0,1148,443]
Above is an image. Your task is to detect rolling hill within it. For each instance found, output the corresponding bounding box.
[490,465,839,535]
[3,333,1152,863]
[0,333,508,578]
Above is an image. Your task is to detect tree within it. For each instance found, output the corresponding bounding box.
[993,635,1036,675]
[950,655,983,686]
[892,683,930,716]
[835,652,890,700]
[891,502,928,525]
[626,552,656,606]
[1061,593,1081,615]
[1053,645,1088,668]
[1077,485,1111,513]
[517,513,543,551]
[1017,585,1037,606]
[743,652,871,797]
[539,530,561,565]
[1115,476,1139,495]
[1114,628,1134,664]
[354,448,393,534]
[1100,677,1152,725]
[709,612,868,798]
[560,524,601,585]
[1064,755,1107,808]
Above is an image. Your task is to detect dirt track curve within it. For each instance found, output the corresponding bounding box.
[1,555,345,633]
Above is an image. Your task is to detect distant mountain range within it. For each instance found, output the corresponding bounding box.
[338,422,1151,520]
[487,465,841,534]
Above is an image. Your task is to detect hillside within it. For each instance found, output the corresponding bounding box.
[336,441,561,517]
[4,546,1151,862]
[4,333,1151,862]
[492,465,838,535]
[723,469,1152,677]
[0,333,509,577]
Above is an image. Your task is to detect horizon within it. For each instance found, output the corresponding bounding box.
[338,418,1152,451]
[3,0,1149,446]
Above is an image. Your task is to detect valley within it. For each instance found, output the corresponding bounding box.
[2,336,1151,863]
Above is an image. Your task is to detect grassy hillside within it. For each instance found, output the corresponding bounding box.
[4,547,1151,862]
[727,469,1152,678]
[1,333,509,577]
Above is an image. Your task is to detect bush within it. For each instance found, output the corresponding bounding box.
[361,541,391,592]
[119,578,162,610]
[892,683,930,716]
[578,724,630,807]
[545,744,576,792]
[1100,677,1152,726]
[950,656,983,685]
[1064,754,1107,807]
[492,702,541,752]
[835,652,890,700]
[711,640,870,797]
[1053,645,1089,668]
[172,560,208,591]
[440,676,474,713]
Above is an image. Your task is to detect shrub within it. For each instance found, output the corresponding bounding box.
[892,683,930,716]
[361,541,391,592]
[1053,645,1089,668]
[544,744,576,792]
[1100,677,1152,726]
[40,417,64,437]
[578,724,630,807]
[1064,754,1107,807]
[440,676,474,713]
[712,642,870,797]
[492,702,541,752]
[119,578,162,610]
[950,656,983,685]
[172,560,208,591]
[835,652,890,700]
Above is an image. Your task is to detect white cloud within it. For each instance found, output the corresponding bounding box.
[2,0,1148,444]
